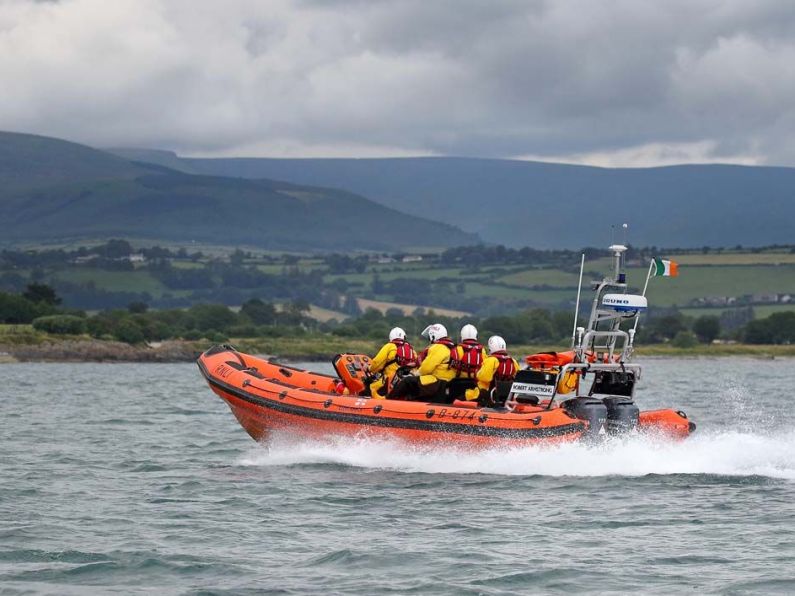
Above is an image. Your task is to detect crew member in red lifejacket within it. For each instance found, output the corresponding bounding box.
[447,323,487,400]
[367,327,418,398]
[451,324,486,377]
[389,323,456,401]
[467,335,519,407]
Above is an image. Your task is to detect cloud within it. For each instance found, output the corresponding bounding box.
[515,140,762,169]
[1,0,794,165]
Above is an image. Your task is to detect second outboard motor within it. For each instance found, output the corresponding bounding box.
[562,397,608,441]
[603,396,640,434]
[590,370,639,435]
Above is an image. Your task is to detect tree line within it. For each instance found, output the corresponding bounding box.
[1,284,793,346]
[4,240,795,317]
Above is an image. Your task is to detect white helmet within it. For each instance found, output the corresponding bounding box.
[487,335,507,354]
[460,324,478,342]
[389,327,406,341]
[421,323,448,342]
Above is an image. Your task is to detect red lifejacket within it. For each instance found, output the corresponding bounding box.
[492,352,517,382]
[418,347,428,364]
[450,339,484,375]
[390,339,418,368]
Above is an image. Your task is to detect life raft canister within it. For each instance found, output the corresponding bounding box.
[450,339,484,375]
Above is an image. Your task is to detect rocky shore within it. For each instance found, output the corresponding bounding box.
[0,339,202,363]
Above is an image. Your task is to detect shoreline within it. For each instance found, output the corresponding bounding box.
[1,336,794,363]
[0,339,202,363]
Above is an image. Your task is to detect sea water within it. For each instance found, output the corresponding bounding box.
[1,358,794,594]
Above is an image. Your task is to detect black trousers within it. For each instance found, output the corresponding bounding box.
[388,376,448,402]
[476,388,496,408]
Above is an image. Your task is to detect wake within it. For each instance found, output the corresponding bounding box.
[237,429,795,481]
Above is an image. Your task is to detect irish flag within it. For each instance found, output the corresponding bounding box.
[654,258,679,277]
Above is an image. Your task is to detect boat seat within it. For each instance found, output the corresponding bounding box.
[514,395,539,405]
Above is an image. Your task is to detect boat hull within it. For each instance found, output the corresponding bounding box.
[198,347,586,448]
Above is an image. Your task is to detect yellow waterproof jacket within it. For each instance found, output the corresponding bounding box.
[418,341,457,385]
[476,354,520,392]
[370,342,399,377]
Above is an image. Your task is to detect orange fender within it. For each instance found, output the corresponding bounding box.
[452,400,479,409]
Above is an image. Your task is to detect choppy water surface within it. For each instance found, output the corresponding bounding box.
[1,358,794,594]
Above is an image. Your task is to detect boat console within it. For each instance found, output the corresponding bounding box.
[505,243,693,438]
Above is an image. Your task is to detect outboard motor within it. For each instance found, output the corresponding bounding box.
[603,397,640,434]
[562,397,608,440]
[591,371,639,435]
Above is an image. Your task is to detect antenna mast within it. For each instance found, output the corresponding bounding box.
[570,253,586,348]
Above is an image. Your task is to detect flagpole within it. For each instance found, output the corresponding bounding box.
[633,258,655,333]
[641,258,655,297]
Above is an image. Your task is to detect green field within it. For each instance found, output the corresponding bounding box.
[680,303,795,319]
[497,268,582,288]
[256,264,293,274]
[748,304,795,317]
[326,266,473,285]
[0,324,33,335]
[488,261,795,309]
[170,261,205,270]
[464,283,576,304]
[624,264,795,306]
[8,241,795,322]
[667,251,795,266]
[52,268,167,295]
[255,258,325,274]
[40,261,795,314]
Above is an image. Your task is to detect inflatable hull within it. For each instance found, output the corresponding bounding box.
[198,346,585,447]
[197,346,694,447]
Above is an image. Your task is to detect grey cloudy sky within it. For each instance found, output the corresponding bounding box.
[2,0,795,166]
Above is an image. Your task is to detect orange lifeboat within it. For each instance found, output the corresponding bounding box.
[198,345,695,446]
[197,345,586,447]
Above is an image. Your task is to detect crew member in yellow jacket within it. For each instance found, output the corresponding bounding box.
[450,324,488,378]
[465,335,519,406]
[367,327,418,398]
[389,323,456,402]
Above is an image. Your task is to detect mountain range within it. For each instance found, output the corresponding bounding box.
[4,130,792,252]
[0,132,475,251]
[112,149,795,249]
